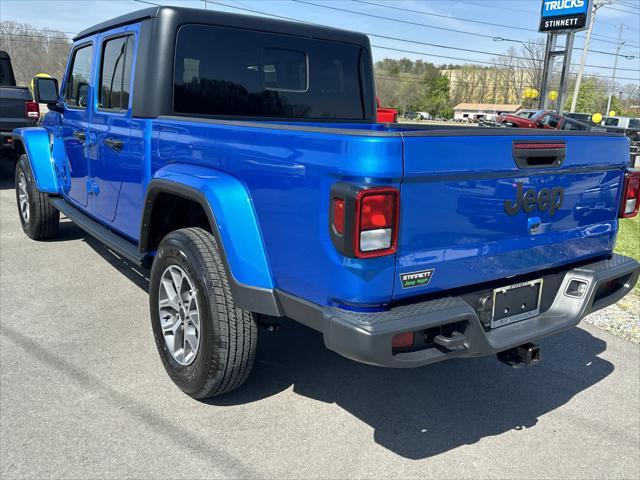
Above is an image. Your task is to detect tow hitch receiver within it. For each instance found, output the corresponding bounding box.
[497,343,541,368]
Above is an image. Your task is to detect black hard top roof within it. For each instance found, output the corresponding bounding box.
[74,6,369,47]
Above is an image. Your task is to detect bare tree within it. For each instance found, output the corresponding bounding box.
[0,21,71,87]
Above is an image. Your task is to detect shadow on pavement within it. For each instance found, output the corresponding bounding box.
[1,155,614,460]
[211,318,612,459]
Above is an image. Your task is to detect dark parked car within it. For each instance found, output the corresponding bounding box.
[565,112,599,127]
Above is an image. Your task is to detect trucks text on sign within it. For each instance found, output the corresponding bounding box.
[539,0,591,32]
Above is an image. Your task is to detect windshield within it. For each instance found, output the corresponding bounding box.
[530,110,546,121]
[516,111,535,118]
[628,118,640,129]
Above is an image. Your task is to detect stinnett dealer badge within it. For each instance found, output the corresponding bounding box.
[400,269,434,289]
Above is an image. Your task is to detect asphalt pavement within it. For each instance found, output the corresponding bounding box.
[0,159,639,479]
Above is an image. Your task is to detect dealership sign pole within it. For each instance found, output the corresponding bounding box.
[538,0,592,113]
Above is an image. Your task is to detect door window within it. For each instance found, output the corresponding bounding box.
[64,44,93,108]
[540,113,560,128]
[562,120,587,130]
[98,35,134,111]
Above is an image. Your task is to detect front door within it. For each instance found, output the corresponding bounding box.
[60,42,94,207]
[89,33,136,222]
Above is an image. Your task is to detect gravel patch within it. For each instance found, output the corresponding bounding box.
[584,290,640,344]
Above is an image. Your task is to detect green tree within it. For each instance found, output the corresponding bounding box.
[375,58,454,118]
[564,77,609,113]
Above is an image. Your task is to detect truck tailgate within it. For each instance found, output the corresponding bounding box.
[394,132,630,300]
[0,86,32,132]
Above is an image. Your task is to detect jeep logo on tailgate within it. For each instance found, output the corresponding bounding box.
[504,182,564,216]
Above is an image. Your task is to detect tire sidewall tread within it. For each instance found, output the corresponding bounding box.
[149,227,257,399]
[15,155,59,240]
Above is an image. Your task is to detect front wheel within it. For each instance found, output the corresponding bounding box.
[15,155,59,240]
[149,227,258,399]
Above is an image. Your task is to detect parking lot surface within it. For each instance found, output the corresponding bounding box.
[0,159,639,479]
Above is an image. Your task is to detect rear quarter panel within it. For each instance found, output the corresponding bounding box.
[151,119,403,306]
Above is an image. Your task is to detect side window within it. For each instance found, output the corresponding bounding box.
[544,114,560,128]
[99,35,134,111]
[65,44,93,108]
[173,24,366,119]
[604,118,619,127]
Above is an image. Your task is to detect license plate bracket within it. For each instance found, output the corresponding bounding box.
[491,279,543,328]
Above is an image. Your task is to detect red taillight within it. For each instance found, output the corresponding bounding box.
[25,101,39,120]
[619,170,640,218]
[392,331,414,349]
[360,194,394,229]
[332,198,345,234]
[354,187,399,258]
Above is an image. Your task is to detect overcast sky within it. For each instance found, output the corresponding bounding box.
[1,0,639,85]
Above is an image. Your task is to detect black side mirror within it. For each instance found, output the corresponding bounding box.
[33,77,63,112]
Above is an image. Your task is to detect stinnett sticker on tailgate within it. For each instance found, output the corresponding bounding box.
[400,269,434,288]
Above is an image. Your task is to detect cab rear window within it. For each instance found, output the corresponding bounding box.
[173,24,368,120]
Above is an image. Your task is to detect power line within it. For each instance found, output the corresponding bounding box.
[605,4,640,15]
[458,0,639,40]
[353,0,639,57]
[615,0,640,10]
[292,0,639,71]
[294,0,532,45]
[353,0,539,35]
[0,27,76,36]
[204,0,640,81]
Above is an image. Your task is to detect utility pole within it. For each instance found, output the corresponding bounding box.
[570,0,608,113]
[606,24,625,114]
[539,32,574,113]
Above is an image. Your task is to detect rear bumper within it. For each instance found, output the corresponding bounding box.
[310,254,639,368]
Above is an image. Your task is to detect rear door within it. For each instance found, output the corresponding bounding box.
[394,132,630,300]
[89,30,136,222]
[60,42,94,207]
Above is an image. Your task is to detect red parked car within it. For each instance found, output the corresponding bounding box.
[376,97,398,123]
[497,110,590,131]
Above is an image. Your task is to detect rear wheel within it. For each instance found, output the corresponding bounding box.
[149,227,257,398]
[15,155,59,240]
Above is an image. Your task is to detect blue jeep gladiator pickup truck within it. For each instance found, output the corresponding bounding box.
[13,6,640,398]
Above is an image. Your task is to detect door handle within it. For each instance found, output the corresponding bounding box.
[104,137,124,151]
[73,130,86,143]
